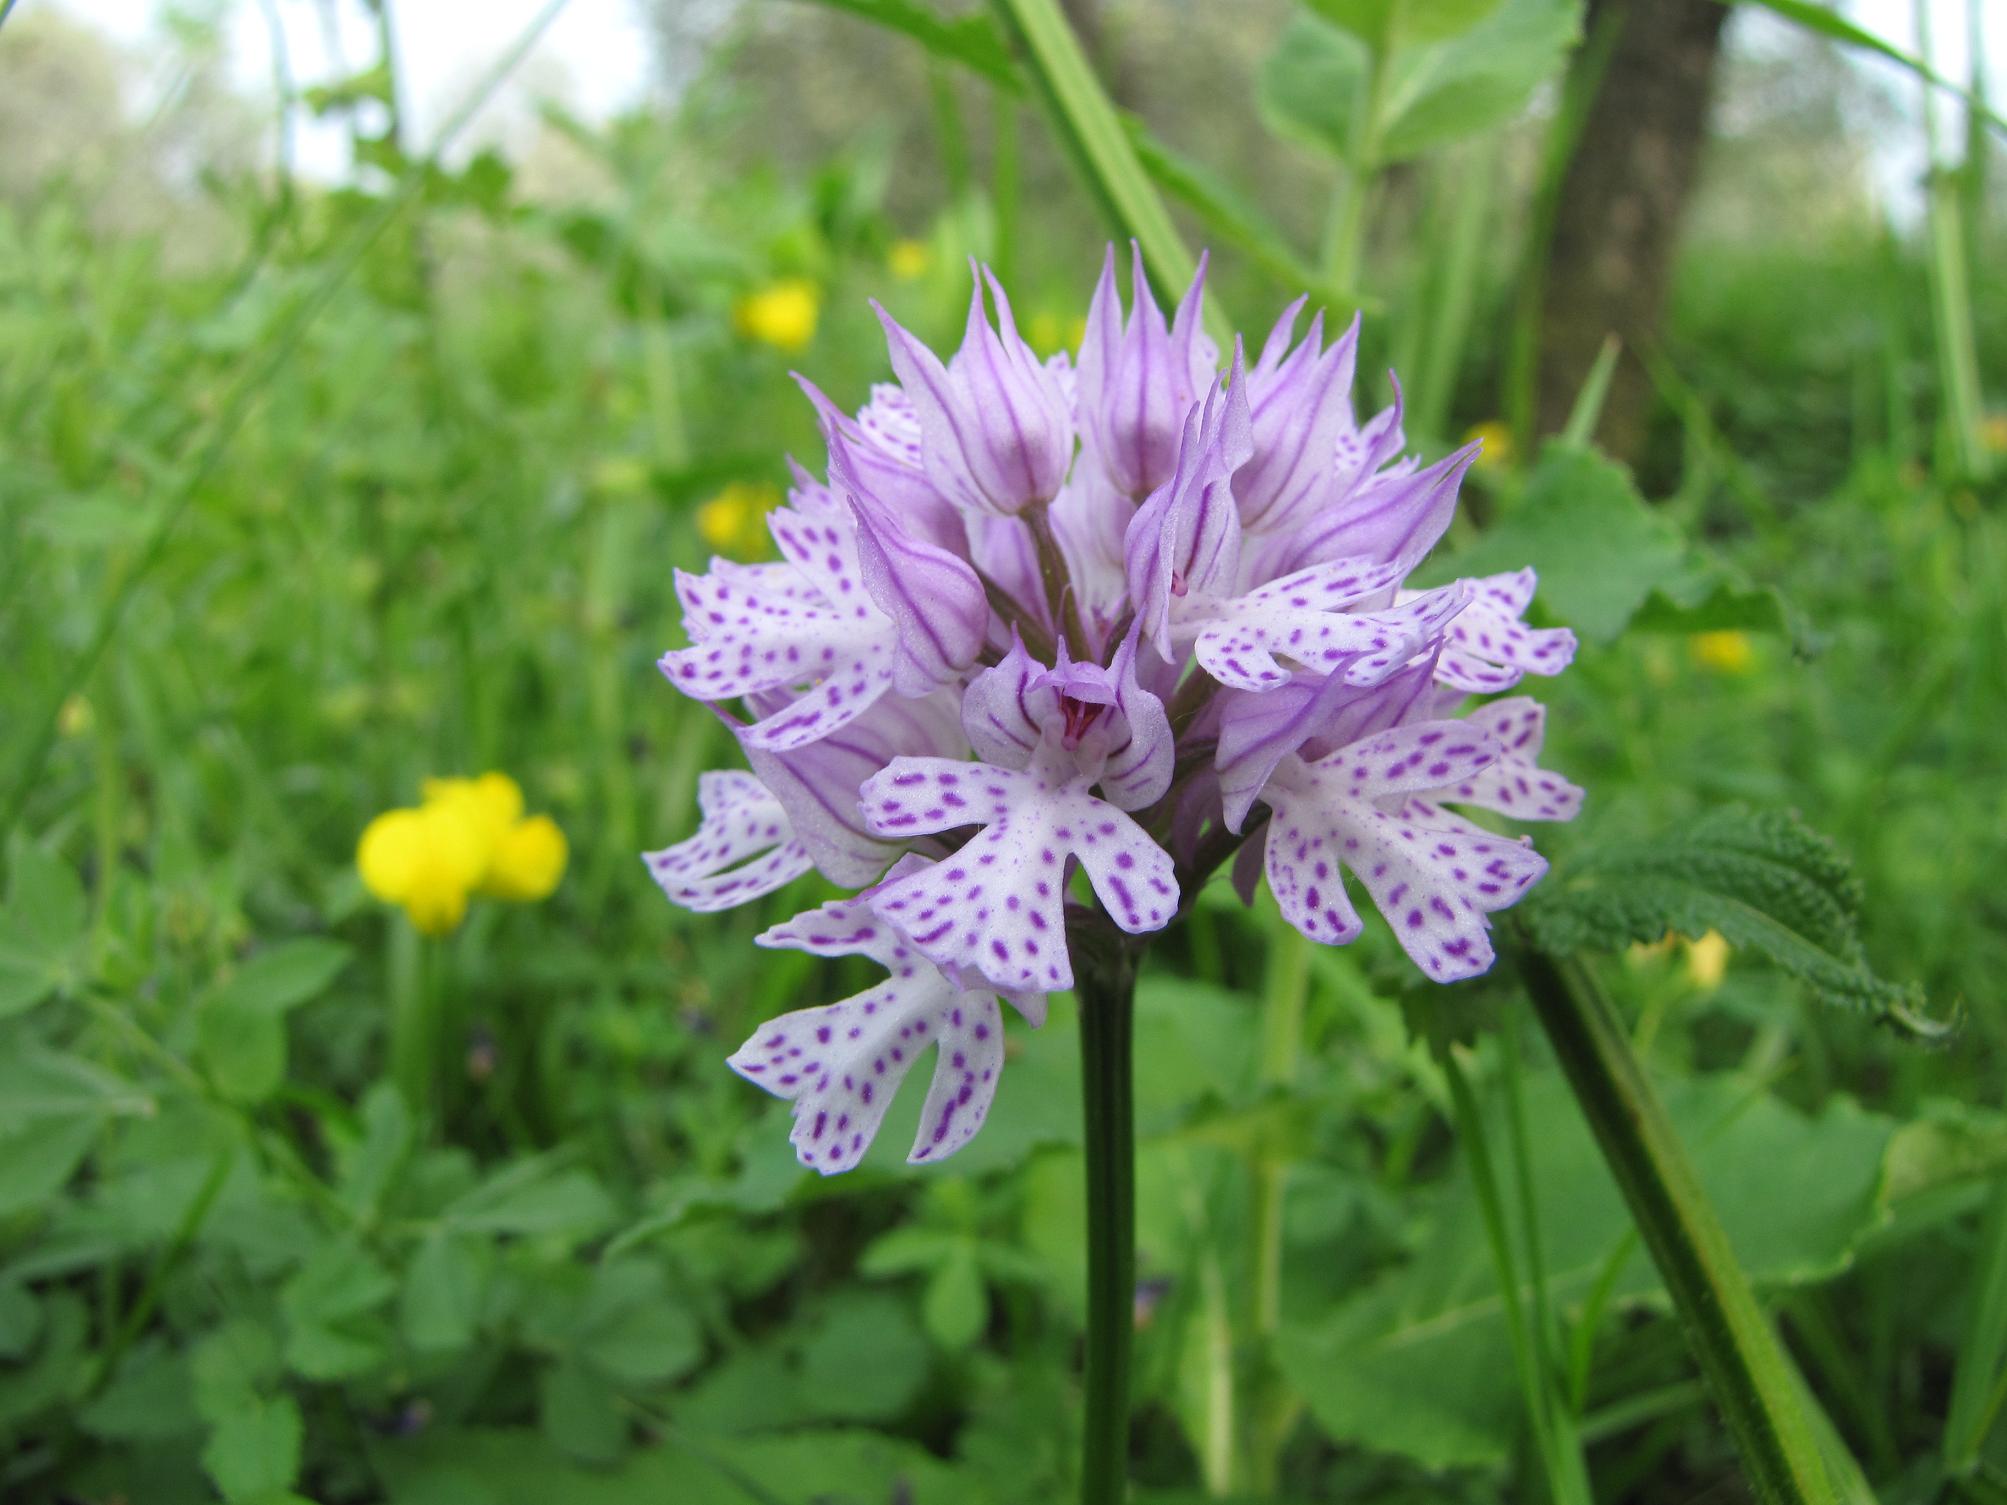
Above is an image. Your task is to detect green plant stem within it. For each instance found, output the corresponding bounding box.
[1076,937,1137,1505]
[986,0,1231,351]
[1242,921,1309,1492]
[388,922,436,1121]
[1515,940,1835,1505]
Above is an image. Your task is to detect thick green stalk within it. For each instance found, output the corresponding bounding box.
[1077,941,1138,1505]
[1515,942,1837,1505]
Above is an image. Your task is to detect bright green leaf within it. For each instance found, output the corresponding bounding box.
[201,1393,303,1504]
[923,1244,988,1350]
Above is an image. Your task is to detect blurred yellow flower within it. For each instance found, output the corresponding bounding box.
[1690,630,1755,675]
[888,239,932,281]
[484,815,568,902]
[734,278,820,353]
[696,481,778,557]
[358,805,483,937]
[57,695,94,738]
[1685,930,1730,990]
[358,772,566,935]
[1464,419,1516,473]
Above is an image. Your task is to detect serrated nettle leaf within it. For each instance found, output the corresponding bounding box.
[1427,441,1685,642]
[1277,1071,1897,1469]
[1522,806,1930,1029]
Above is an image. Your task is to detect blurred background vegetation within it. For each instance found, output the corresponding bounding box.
[1,0,2003,1502]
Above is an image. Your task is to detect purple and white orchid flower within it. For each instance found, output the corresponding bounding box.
[649,250,1582,1173]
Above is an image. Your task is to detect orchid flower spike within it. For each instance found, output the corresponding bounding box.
[649,250,1583,1172]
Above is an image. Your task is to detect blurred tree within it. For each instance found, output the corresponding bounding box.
[1536,0,1729,460]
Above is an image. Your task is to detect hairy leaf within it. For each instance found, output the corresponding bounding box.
[1523,806,1935,1033]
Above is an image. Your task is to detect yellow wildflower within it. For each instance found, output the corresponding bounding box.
[1464,419,1515,473]
[358,805,484,937]
[696,481,778,557]
[57,695,94,738]
[733,278,820,353]
[358,773,566,935]
[1684,930,1731,990]
[1690,630,1754,675]
[483,815,568,902]
[888,239,932,281]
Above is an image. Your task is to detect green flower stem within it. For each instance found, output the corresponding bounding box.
[388,922,438,1122]
[1514,940,1835,1505]
[986,0,1233,352]
[1076,935,1138,1505]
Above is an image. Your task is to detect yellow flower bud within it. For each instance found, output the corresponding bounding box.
[481,814,568,902]
[733,278,820,353]
[888,239,931,281]
[357,804,484,937]
[1463,419,1516,473]
[696,481,778,558]
[1689,630,1754,675]
[1684,930,1730,990]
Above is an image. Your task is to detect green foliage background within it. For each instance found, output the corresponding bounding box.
[1,2,2004,1502]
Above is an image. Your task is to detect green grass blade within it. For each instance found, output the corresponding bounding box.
[987,0,1234,348]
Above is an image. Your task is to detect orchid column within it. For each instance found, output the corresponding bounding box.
[647,247,1581,1501]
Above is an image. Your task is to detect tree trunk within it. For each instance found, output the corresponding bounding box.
[1536,0,1730,459]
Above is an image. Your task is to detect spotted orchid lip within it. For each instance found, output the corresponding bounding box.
[648,250,1583,1173]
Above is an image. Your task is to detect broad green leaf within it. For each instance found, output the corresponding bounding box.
[0,1291,88,1427]
[401,1232,488,1352]
[0,843,88,1016]
[924,1243,989,1349]
[1277,1072,1896,1469]
[439,1157,617,1238]
[1257,16,1370,162]
[538,1358,627,1464]
[78,1338,202,1441]
[202,1393,303,1504]
[1522,806,1931,1029]
[1429,441,1685,642]
[203,939,352,1018]
[197,939,351,1104]
[1308,0,1505,46]
[0,1282,41,1360]
[574,1262,703,1386]
[281,1243,395,1380]
[376,1423,976,1505]
[1375,0,1583,162]
[0,1051,142,1214]
[797,1290,931,1422]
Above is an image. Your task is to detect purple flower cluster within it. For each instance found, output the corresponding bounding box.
[649,249,1581,1173]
